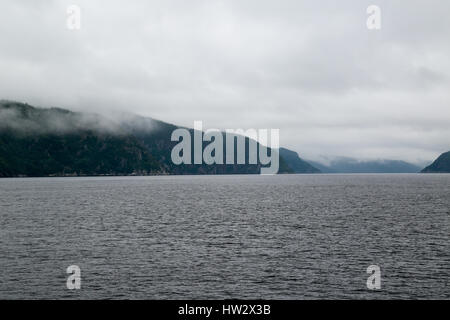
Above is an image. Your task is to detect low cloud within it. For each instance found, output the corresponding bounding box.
[0,0,449,164]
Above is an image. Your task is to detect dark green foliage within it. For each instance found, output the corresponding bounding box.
[0,100,316,177]
[0,130,160,177]
[0,101,160,177]
[126,119,295,174]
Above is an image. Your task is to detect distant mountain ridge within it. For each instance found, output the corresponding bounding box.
[0,100,317,177]
[308,157,422,173]
[421,151,450,173]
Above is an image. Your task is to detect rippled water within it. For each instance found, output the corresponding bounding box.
[0,174,449,299]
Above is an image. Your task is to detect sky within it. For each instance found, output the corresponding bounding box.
[0,0,449,164]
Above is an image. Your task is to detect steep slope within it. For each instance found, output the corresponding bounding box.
[279,148,320,173]
[421,151,450,173]
[120,114,293,174]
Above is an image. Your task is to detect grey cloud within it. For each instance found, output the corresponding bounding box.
[0,0,449,164]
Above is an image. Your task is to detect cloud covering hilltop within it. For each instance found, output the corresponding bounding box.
[0,1,449,164]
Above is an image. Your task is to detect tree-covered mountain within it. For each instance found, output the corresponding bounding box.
[308,157,422,173]
[421,151,450,173]
[0,102,160,177]
[0,100,317,177]
[117,113,295,175]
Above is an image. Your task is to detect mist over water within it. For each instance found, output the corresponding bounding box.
[0,174,449,299]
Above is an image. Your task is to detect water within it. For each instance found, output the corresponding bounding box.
[0,174,449,299]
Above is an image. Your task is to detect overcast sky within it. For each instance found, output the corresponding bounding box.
[1,0,449,164]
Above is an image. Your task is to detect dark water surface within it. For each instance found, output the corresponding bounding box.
[0,174,449,299]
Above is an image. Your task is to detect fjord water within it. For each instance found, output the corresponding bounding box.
[0,174,449,299]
